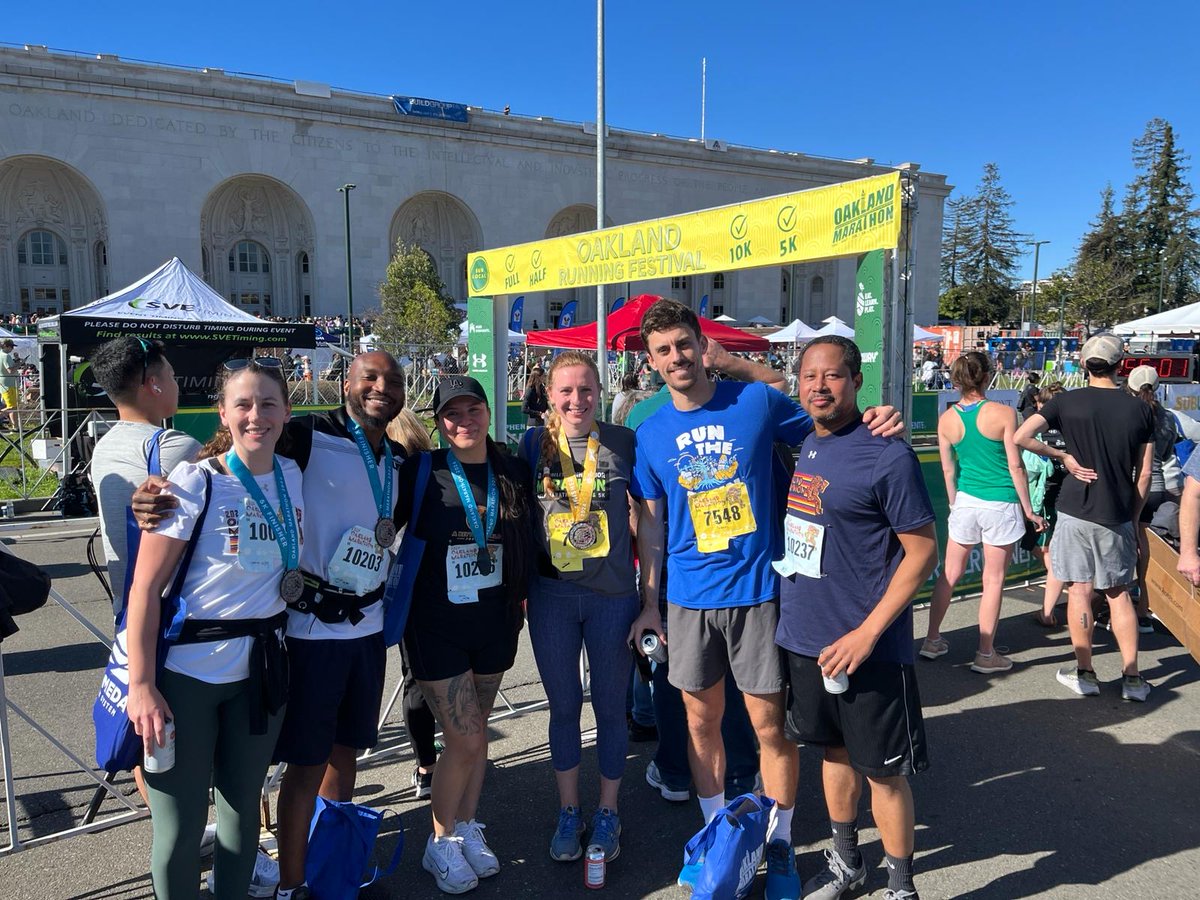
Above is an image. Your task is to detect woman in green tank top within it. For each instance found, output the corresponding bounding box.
[920,351,1044,675]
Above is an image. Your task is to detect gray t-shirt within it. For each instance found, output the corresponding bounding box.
[90,421,201,615]
[0,350,19,388]
[520,421,639,596]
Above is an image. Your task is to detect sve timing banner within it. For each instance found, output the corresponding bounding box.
[467,171,901,297]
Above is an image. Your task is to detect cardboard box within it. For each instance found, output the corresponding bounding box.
[1145,531,1200,665]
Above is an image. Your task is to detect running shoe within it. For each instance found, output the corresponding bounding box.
[803,848,868,900]
[1121,674,1152,702]
[764,839,801,900]
[1137,616,1155,635]
[1056,666,1100,697]
[412,765,433,800]
[549,806,585,861]
[590,807,622,862]
[275,888,311,900]
[422,834,479,894]
[970,650,1014,674]
[882,891,919,900]
[204,849,280,898]
[453,819,500,877]
[646,761,690,802]
[918,637,949,660]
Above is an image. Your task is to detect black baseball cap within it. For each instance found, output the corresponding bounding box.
[432,375,489,415]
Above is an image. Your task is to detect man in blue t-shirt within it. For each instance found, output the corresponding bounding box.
[628,300,900,895]
[776,336,937,900]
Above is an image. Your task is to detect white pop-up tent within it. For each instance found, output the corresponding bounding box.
[914,325,944,342]
[767,319,820,344]
[814,317,856,338]
[1113,301,1200,336]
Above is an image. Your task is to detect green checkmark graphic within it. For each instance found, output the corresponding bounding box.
[777,206,797,232]
[730,215,748,239]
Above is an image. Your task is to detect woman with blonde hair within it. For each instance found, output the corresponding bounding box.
[518,349,640,865]
[922,350,1043,673]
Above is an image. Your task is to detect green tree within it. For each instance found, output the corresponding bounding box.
[938,283,1013,326]
[1065,255,1137,334]
[376,241,458,346]
[940,195,971,291]
[959,162,1024,290]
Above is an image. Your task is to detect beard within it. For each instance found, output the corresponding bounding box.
[347,391,394,430]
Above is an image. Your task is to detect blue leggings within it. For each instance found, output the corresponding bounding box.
[528,577,640,780]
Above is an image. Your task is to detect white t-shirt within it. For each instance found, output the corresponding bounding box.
[157,457,304,683]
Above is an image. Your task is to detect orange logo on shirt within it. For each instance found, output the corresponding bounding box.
[788,472,829,516]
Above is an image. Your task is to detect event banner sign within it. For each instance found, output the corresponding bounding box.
[854,250,885,406]
[467,171,901,297]
[59,316,314,347]
[466,297,498,434]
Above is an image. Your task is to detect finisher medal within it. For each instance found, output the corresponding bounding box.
[567,520,598,550]
[476,546,493,577]
[279,568,305,603]
[374,517,397,547]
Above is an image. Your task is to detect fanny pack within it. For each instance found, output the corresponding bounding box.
[290,574,386,625]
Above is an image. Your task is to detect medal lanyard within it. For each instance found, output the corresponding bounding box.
[447,452,498,552]
[225,451,299,570]
[347,416,393,522]
[556,429,600,524]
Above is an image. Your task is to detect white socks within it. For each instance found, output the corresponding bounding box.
[766,804,794,845]
[698,792,726,824]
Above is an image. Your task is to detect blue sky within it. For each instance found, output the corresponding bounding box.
[5,0,1198,282]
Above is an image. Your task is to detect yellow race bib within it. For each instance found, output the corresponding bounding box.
[687,481,756,553]
[547,510,611,572]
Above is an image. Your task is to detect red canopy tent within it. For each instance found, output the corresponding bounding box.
[524,294,769,351]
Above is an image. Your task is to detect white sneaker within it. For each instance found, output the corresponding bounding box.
[453,819,500,877]
[204,849,280,898]
[422,834,479,894]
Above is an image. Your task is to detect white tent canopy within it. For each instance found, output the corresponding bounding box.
[914,325,944,342]
[766,319,820,344]
[713,314,738,323]
[814,319,855,338]
[747,315,775,326]
[1113,301,1200,336]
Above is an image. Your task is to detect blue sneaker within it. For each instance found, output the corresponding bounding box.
[590,807,622,861]
[549,806,585,861]
[764,839,801,900]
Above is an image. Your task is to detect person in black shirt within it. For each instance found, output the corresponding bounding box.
[1015,334,1154,702]
[396,376,535,895]
[1016,371,1041,421]
[522,367,549,425]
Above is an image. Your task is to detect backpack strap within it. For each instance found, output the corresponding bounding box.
[408,452,432,532]
[521,426,545,476]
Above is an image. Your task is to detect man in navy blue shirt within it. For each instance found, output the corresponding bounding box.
[776,336,937,900]
[629,301,901,898]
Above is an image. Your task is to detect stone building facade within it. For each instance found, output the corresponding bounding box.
[0,45,949,329]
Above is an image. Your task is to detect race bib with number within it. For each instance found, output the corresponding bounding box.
[327,525,388,595]
[687,481,756,553]
[781,516,825,579]
[445,544,503,604]
[547,510,611,573]
[236,499,281,573]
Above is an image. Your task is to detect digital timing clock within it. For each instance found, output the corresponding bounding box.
[1117,353,1194,384]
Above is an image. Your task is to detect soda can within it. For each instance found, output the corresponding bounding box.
[144,719,176,773]
[3,501,13,519]
[820,649,850,694]
[584,843,606,889]
[640,630,668,665]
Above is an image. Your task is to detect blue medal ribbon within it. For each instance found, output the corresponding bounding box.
[346,417,395,538]
[225,451,300,571]
[447,451,498,576]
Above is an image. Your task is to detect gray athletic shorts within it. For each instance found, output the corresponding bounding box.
[666,599,785,695]
[1050,511,1136,590]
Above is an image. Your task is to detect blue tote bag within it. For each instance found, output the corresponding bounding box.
[381,451,431,647]
[684,792,775,900]
[305,796,403,898]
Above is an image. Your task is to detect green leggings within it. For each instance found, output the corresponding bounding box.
[145,669,283,900]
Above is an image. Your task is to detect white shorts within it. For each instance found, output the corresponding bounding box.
[948,493,1025,547]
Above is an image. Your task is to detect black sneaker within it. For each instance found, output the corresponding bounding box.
[628,720,658,742]
[411,766,433,800]
[1137,616,1155,634]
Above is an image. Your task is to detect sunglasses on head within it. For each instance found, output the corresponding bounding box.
[223,356,284,372]
[135,337,152,385]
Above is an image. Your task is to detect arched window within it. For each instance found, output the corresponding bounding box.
[227,241,273,313]
[17,230,71,313]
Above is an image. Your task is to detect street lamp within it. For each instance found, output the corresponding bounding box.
[338,183,356,350]
[1027,239,1050,332]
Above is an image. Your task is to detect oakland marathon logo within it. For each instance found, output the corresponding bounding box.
[832,183,895,244]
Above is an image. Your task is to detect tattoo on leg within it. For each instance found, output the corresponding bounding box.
[473,673,504,718]
[445,673,483,736]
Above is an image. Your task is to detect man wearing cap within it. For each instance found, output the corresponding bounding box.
[0,339,21,429]
[1015,334,1154,701]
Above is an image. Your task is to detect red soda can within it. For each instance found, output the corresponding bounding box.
[584,843,606,889]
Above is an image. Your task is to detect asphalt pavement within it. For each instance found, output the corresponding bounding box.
[1,521,1198,899]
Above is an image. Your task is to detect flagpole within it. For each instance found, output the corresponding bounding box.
[596,0,608,421]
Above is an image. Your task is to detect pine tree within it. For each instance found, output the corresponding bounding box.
[940,195,971,291]
[1078,184,1121,264]
[376,241,458,347]
[960,162,1024,290]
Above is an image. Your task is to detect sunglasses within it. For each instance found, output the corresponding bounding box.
[223,356,284,372]
[135,337,152,385]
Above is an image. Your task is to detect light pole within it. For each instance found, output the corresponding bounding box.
[338,183,356,351]
[1057,291,1067,368]
[1158,247,1167,313]
[1027,239,1050,332]
[595,0,607,418]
